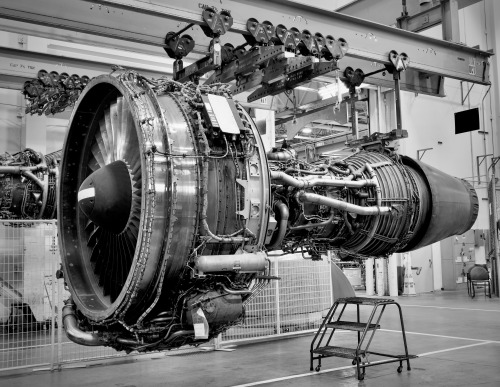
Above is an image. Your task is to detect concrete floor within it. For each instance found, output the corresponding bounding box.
[0,288,499,387]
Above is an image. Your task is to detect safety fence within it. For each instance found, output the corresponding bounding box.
[0,220,333,374]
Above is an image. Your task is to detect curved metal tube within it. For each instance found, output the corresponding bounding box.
[270,171,377,189]
[267,200,289,250]
[220,284,252,295]
[289,213,335,230]
[201,219,252,243]
[284,167,328,175]
[38,173,49,219]
[327,165,350,176]
[297,192,391,216]
[19,171,49,219]
[149,316,175,323]
[162,330,194,346]
[62,299,103,346]
[116,337,142,346]
[349,163,382,253]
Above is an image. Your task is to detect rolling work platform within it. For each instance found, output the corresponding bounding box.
[310,297,416,381]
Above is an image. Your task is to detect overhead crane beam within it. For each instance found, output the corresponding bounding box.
[0,0,492,88]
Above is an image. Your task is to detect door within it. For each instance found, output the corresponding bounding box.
[410,245,434,293]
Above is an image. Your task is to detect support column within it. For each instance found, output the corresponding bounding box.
[431,242,443,291]
[375,257,386,296]
[485,0,500,296]
[365,258,375,296]
[388,254,399,297]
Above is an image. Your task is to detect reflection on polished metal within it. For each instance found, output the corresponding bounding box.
[58,69,478,352]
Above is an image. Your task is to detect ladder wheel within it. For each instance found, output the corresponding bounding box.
[315,365,321,372]
[397,366,403,373]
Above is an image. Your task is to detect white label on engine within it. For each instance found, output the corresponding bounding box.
[207,94,240,134]
[192,307,209,340]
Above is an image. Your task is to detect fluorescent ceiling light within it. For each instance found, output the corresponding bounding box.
[294,86,318,92]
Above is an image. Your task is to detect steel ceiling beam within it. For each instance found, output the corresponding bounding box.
[0,0,492,85]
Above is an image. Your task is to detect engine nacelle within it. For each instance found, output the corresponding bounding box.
[58,70,477,352]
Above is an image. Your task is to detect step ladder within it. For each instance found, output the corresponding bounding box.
[310,297,416,381]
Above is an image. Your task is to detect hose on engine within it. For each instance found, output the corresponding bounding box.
[267,200,289,250]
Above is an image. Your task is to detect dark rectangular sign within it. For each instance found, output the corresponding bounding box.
[455,107,480,134]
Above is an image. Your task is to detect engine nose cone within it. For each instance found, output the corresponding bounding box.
[78,160,132,234]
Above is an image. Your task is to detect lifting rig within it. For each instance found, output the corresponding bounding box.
[2,0,491,142]
[146,4,413,148]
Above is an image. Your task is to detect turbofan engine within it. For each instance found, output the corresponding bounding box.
[0,148,60,219]
[58,69,477,352]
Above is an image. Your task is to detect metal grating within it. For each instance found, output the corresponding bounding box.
[0,223,335,373]
[312,345,360,359]
[326,321,379,331]
[222,255,333,342]
[0,221,58,370]
[0,220,125,372]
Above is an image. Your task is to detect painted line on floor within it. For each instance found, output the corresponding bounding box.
[228,364,356,387]
[380,328,500,344]
[417,341,493,357]
[401,304,500,313]
[229,341,496,387]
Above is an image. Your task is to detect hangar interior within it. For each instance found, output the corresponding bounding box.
[0,0,499,386]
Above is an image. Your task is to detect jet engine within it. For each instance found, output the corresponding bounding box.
[0,148,60,219]
[58,69,477,352]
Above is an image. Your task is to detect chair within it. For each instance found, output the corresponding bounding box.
[468,266,491,298]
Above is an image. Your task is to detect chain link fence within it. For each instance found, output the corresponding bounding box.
[0,222,334,374]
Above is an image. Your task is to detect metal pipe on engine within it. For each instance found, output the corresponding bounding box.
[270,171,377,189]
[348,163,383,253]
[289,213,336,230]
[267,200,289,250]
[297,192,392,216]
[219,283,252,295]
[62,298,103,346]
[0,166,44,174]
[195,251,268,274]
